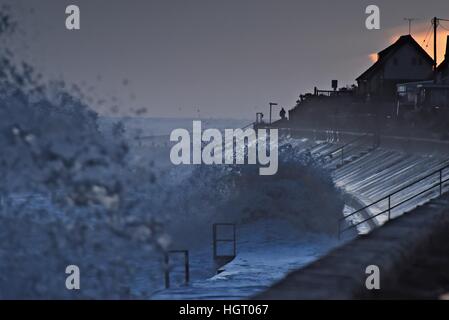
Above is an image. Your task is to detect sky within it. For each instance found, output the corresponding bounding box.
[3,0,449,119]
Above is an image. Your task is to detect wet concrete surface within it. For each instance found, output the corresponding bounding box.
[255,194,449,300]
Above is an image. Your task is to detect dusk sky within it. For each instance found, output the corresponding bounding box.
[4,0,449,119]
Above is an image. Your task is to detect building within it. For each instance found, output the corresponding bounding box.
[356,35,434,101]
[396,36,449,114]
[396,81,449,115]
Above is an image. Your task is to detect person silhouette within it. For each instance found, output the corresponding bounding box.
[279,108,286,120]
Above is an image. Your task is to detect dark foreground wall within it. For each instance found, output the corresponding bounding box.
[255,194,449,300]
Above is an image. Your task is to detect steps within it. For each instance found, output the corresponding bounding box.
[309,137,449,235]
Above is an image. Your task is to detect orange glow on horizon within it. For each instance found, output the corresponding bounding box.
[369,53,378,62]
[390,27,449,65]
[365,21,449,66]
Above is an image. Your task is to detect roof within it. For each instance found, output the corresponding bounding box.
[437,59,449,72]
[356,35,434,81]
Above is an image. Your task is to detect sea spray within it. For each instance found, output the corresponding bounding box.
[0,9,166,299]
[160,142,344,249]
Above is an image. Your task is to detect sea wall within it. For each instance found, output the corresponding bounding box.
[255,193,449,299]
[285,128,449,156]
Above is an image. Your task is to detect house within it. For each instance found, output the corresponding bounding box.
[437,35,449,84]
[396,36,449,114]
[396,81,449,114]
[356,35,434,101]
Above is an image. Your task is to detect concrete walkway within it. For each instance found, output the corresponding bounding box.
[255,193,449,300]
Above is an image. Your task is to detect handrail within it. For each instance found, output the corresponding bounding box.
[338,161,449,238]
[315,133,374,163]
[241,122,255,130]
[340,160,449,222]
[340,176,449,234]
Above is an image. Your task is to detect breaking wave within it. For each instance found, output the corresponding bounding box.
[157,142,345,247]
[0,7,344,298]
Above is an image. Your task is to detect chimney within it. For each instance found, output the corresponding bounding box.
[446,35,449,60]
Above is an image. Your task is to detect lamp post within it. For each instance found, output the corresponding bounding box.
[269,102,278,125]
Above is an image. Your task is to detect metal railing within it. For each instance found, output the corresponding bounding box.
[213,223,236,259]
[241,122,255,130]
[315,133,376,165]
[338,162,449,238]
[164,250,189,289]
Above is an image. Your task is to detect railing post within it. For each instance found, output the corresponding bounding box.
[184,251,190,285]
[341,147,344,166]
[164,250,189,289]
[337,220,341,240]
[164,253,170,289]
[213,224,217,259]
[388,195,391,221]
[233,225,236,256]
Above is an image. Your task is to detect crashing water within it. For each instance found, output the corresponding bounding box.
[139,133,345,299]
[0,8,345,299]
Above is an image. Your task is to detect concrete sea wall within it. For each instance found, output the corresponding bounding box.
[256,193,449,299]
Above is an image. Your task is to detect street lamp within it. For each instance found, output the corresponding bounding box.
[269,102,278,125]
